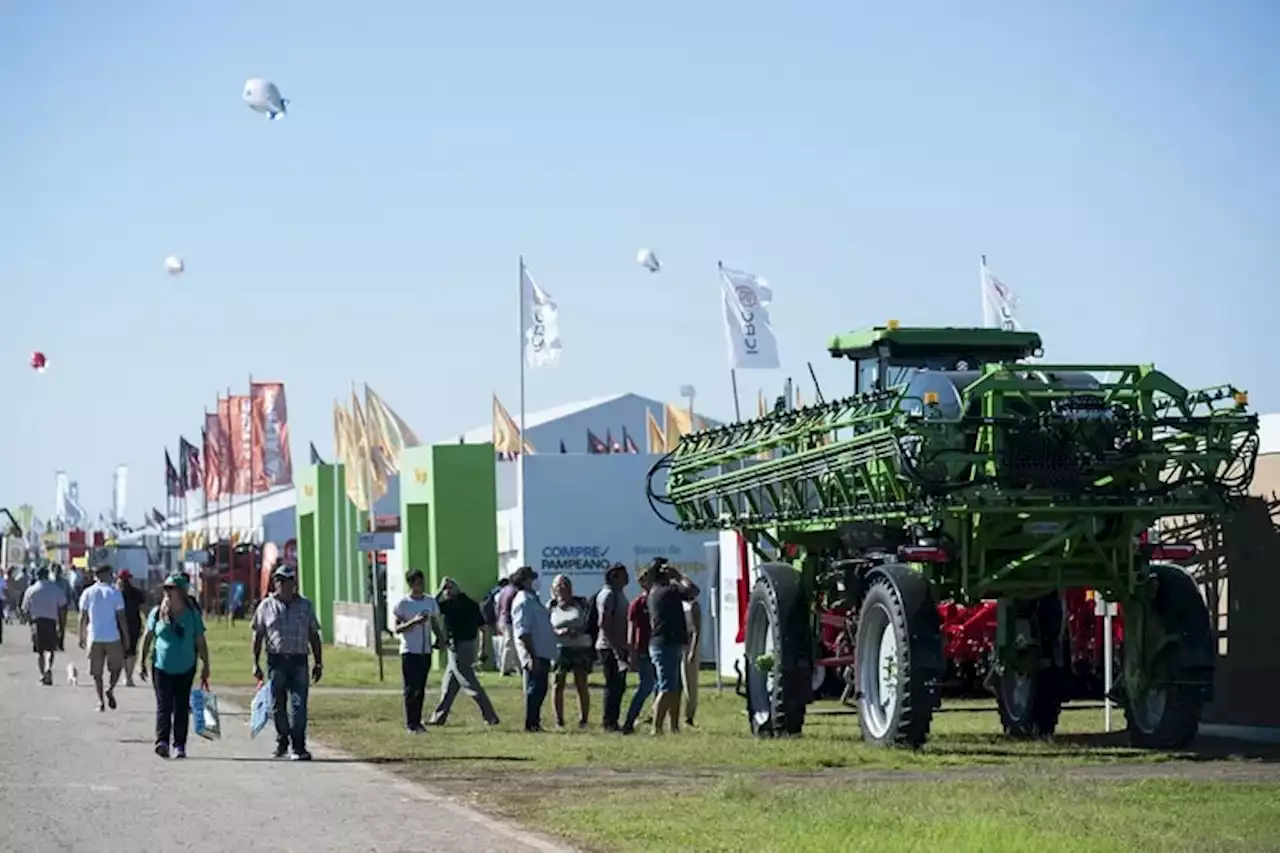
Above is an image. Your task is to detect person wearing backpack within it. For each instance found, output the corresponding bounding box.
[548,574,593,729]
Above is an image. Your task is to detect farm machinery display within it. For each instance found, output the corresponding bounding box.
[814,589,1122,700]
[649,325,1258,748]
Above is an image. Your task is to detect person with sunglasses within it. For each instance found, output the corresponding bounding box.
[138,574,210,759]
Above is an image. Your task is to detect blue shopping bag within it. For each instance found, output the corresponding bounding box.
[190,688,207,738]
[190,687,222,740]
[250,680,272,739]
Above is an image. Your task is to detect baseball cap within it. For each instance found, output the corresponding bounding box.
[162,573,189,591]
[118,569,133,581]
[273,565,297,580]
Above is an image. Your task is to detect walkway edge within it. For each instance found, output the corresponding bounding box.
[218,696,580,853]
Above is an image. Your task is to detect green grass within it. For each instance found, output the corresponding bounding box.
[525,777,1280,853]
[293,675,1279,853]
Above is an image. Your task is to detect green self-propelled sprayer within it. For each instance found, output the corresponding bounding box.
[647,324,1258,749]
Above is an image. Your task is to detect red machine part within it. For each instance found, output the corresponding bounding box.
[726,531,1165,695]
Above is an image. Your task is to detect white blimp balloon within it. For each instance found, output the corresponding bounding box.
[637,248,661,273]
[243,78,289,121]
[164,256,185,276]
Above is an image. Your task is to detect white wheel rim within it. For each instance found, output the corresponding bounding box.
[876,621,899,724]
[746,601,778,729]
[859,603,898,739]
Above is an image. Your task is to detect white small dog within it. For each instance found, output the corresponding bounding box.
[66,662,78,686]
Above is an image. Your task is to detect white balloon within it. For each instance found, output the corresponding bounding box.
[242,77,288,121]
[637,248,661,273]
[164,256,185,276]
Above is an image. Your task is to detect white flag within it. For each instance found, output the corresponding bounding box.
[981,257,1022,331]
[521,263,561,368]
[719,265,780,370]
[112,465,128,524]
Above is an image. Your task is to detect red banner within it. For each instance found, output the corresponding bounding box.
[204,412,225,499]
[228,396,253,495]
[251,381,292,491]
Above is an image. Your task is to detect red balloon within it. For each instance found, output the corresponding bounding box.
[30,351,46,372]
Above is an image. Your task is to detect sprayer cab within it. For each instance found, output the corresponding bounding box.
[828,324,1044,393]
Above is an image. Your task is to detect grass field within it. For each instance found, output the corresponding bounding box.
[194,619,1280,852]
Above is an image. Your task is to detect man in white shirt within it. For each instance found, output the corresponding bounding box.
[21,568,67,685]
[510,566,556,732]
[78,564,128,712]
[392,569,445,733]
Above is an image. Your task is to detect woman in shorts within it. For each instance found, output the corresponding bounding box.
[548,574,593,729]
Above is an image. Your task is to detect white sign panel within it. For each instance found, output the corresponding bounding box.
[521,453,717,658]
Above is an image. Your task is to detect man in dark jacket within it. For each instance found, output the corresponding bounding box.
[429,577,500,726]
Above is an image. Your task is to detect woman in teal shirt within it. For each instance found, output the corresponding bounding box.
[138,574,210,759]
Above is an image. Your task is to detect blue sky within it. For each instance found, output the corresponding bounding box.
[2,1,1277,519]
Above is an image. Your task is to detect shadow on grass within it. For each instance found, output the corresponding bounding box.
[1054,731,1280,763]
[196,755,532,765]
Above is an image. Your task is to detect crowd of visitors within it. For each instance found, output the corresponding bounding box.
[6,550,705,764]
[393,555,702,735]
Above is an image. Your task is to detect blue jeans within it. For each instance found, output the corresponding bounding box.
[650,641,684,693]
[522,657,550,731]
[624,653,655,729]
[268,654,310,751]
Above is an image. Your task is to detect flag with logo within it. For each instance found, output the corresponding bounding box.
[364,384,420,474]
[492,395,533,458]
[981,255,1022,331]
[521,261,561,368]
[216,397,236,497]
[165,450,183,498]
[622,426,639,454]
[203,415,225,500]
[250,381,293,491]
[645,409,666,454]
[719,263,780,370]
[228,396,254,495]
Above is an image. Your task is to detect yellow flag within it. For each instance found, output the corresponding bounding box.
[364,384,421,473]
[352,389,388,509]
[334,400,366,510]
[645,408,666,454]
[663,403,694,451]
[492,395,534,455]
[332,400,350,467]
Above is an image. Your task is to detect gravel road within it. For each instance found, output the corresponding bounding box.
[0,634,572,853]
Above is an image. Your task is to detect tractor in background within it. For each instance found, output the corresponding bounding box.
[650,324,1257,748]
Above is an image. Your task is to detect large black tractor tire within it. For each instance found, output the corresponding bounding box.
[743,563,813,737]
[854,563,943,748]
[1124,564,1214,749]
[995,595,1069,739]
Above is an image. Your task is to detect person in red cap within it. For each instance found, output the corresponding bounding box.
[116,569,147,687]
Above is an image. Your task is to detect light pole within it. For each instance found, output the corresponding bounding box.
[679,384,696,430]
